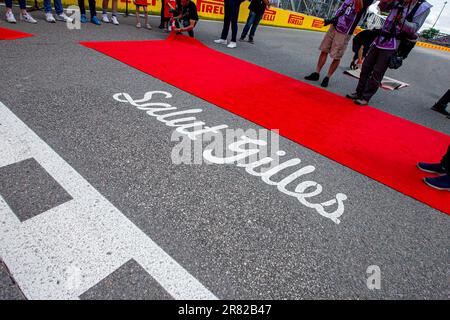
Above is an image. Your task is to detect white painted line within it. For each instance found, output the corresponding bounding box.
[0,101,217,300]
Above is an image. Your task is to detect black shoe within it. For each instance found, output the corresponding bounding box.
[158,25,164,29]
[417,162,446,174]
[321,76,329,87]
[239,37,245,41]
[248,38,254,44]
[431,105,450,116]
[304,72,320,81]
[424,175,450,191]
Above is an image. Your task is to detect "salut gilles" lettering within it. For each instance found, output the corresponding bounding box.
[113,91,348,224]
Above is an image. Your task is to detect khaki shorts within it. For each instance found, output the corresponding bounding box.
[319,26,351,60]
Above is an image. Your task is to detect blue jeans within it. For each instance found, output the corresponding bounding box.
[44,0,64,14]
[175,19,195,38]
[241,11,263,40]
[5,0,27,9]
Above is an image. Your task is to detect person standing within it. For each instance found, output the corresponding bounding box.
[162,0,176,31]
[418,146,450,191]
[43,0,74,23]
[102,0,120,25]
[431,89,450,118]
[347,0,432,105]
[239,0,270,44]
[304,0,373,87]
[4,0,37,23]
[214,0,245,49]
[159,0,165,29]
[134,0,151,29]
[78,0,101,25]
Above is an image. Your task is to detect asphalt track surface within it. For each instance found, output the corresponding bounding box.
[0,10,449,300]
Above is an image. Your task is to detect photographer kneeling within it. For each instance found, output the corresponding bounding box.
[172,0,199,38]
[347,0,432,106]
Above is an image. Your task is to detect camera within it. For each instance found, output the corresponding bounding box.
[389,55,403,69]
[394,0,405,9]
[323,17,338,26]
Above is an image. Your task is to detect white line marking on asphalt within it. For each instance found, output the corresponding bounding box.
[0,101,217,300]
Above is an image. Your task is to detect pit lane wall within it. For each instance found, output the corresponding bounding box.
[60,0,449,53]
[60,0,331,32]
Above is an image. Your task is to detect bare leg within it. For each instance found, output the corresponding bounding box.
[315,51,328,74]
[326,59,341,78]
[135,6,140,24]
[112,0,118,15]
[144,6,148,25]
[102,0,109,12]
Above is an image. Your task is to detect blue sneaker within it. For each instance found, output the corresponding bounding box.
[417,162,446,174]
[424,175,450,191]
[80,14,88,23]
[91,16,101,25]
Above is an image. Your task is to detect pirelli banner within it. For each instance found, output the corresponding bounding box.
[193,0,330,32]
[60,0,331,32]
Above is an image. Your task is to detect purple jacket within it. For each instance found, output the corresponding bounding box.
[334,0,373,35]
[375,0,432,50]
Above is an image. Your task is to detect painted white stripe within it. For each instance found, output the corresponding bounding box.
[0,101,217,300]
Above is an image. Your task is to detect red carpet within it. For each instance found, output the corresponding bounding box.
[81,35,450,215]
[0,27,33,40]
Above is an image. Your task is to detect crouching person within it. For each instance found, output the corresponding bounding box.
[173,0,198,38]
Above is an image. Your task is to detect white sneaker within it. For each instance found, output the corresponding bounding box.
[45,12,56,23]
[214,39,227,45]
[146,23,152,30]
[21,12,37,24]
[6,11,17,23]
[136,22,141,28]
[111,15,119,25]
[227,41,237,48]
[56,12,73,23]
[102,14,110,23]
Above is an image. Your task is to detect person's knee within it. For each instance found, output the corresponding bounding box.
[372,65,387,79]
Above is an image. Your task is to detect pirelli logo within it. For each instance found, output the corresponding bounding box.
[262,9,276,22]
[287,14,304,25]
[312,18,325,28]
[197,0,225,15]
